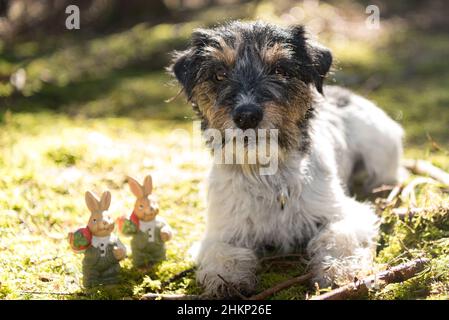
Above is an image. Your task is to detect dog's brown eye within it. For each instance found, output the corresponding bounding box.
[214,69,227,81]
[274,66,287,77]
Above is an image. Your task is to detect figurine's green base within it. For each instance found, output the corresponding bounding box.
[131,230,166,268]
[82,244,121,288]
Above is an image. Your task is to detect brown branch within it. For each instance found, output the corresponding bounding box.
[20,291,80,296]
[426,133,449,155]
[403,159,449,186]
[248,272,313,300]
[400,177,435,207]
[372,185,395,194]
[160,267,196,288]
[310,258,429,300]
[386,184,402,204]
[140,293,200,300]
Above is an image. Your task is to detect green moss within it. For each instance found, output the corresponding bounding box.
[46,146,85,166]
[1,5,448,300]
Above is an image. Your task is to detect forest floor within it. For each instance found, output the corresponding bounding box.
[1,1,448,299]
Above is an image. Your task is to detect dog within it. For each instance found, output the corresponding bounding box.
[169,21,404,298]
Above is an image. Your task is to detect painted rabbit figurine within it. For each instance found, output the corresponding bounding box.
[117,175,172,268]
[69,191,126,288]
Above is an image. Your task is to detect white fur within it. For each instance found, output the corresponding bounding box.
[196,86,404,297]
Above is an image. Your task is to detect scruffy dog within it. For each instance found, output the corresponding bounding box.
[170,21,404,298]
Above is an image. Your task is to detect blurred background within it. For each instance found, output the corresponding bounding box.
[0,0,448,299]
[1,0,448,140]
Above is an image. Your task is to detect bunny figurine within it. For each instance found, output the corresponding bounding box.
[69,191,127,288]
[117,175,172,269]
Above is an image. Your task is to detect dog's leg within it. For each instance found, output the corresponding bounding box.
[196,240,258,298]
[306,198,379,287]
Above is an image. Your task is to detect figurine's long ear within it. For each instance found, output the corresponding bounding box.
[143,175,153,196]
[85,191,100,213]
[100,191,111,211]
[127,176,144,198]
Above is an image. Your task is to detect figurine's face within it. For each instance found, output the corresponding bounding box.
[88,211,115,237]
[85,190,113,237]
[134,194,159,222]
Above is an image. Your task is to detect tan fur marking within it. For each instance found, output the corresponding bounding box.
[260,81,312,149]
[261,43,291,65]
[205,37,237,66]
[208,106,234,130]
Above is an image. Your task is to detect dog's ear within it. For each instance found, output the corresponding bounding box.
[169,29,211,100]
[170,49,195,92]
[289,25,332,94]
[307,41,332,94]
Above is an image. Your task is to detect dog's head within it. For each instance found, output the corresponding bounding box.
[169,21,332,152]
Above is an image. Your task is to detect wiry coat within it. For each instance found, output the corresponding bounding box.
[170,21,404,297]
[197,88,403,296]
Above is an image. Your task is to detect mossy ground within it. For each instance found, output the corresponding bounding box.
[1,1,448,300]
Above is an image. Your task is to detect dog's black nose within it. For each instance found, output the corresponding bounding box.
[232,104,263,130]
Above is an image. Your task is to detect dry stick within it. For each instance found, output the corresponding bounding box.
[20,291,80,296]
[140,293,200,300]
[141,267,197,300]
[403,159,449,186]
[372,185,395,194]
[386,184,402,204]
[160,267,196,288]
[310,258,429,300]
[248,272,313,300]
[400,177,436,207]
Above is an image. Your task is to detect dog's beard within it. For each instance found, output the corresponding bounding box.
[203,126,284,171]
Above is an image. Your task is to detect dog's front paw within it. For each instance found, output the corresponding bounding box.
[310,248,375,289]
[196,243,258,299]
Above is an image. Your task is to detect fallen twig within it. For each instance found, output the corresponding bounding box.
[374,184,402,212]
[426,133,449,155]
[160,267,196,288]
[140,293,200,300]
[386,184,402,204]
[403,159,449,186]
[248,272,313,300]
[400,177,436,207]
[20,291,79,296]
[310,258,429,300]
[372,185,395,194]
